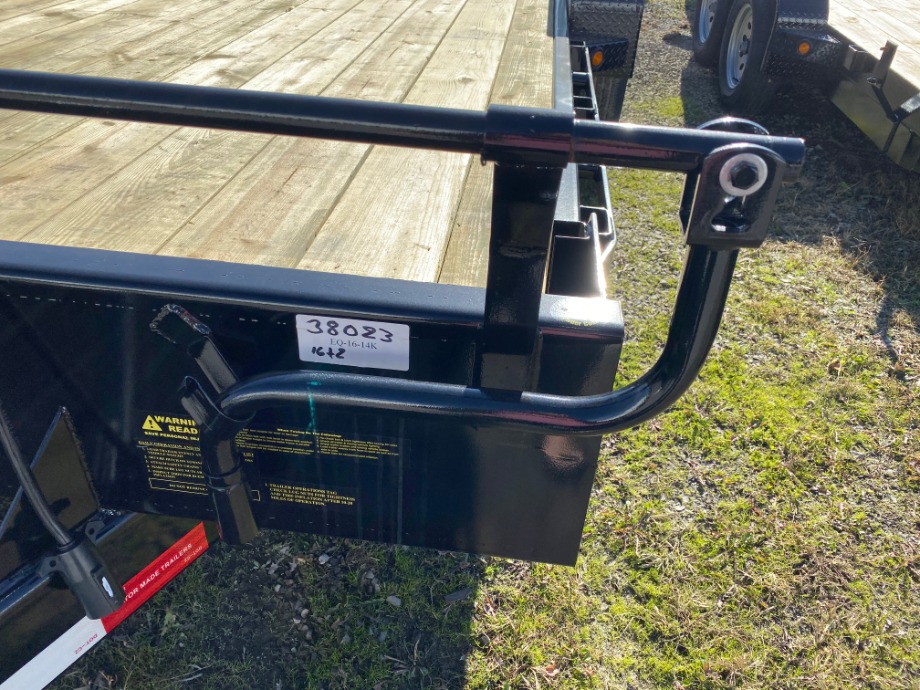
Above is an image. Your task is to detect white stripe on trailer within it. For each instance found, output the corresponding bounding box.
[1,522,209,690]
[0,616,107,690]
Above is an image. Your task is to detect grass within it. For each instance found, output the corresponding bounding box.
[51,1,918,688]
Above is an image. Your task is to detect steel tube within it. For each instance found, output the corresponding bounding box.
[570,118,805,174]
[0,69,486,153]
[213,246,737,436]
[0,69,804,174]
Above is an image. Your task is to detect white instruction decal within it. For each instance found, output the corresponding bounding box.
[296,315,410,371]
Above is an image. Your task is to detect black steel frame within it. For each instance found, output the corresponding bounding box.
[0,65,803,426]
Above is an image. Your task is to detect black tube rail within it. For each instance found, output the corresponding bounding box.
[203,246,736,437]
[0,69,805,175]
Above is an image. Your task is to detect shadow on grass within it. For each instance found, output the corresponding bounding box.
[56,532,484,690]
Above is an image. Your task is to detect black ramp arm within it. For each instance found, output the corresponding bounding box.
[199,244,735,437]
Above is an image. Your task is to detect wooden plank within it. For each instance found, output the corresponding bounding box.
[16,127,259,249]
[831,1,920,56]
[485,0,554,110]
[436,158,494,286]
[0,0,229,158]
[158,0,467,267]
[2,0,558,288]
[0,0,221,134]
[0,0,81,23]
[0,1,168,66]
[15,0,419,252]
[438,0,554,287]
[0,0,297,81]
[164,0,369,90]
[0,0,310,234]
[0,0,142,47]
[295,0,519,282]
[829,0,920,88]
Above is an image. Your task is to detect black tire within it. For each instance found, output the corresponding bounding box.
[717,0,776,115]
[691,0,730,67]
[593,74,628,121]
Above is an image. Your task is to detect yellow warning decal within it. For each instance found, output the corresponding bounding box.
[140,414,198,437]
[142,416,163,432]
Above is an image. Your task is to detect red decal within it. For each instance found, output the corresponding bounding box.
[102,522,209,632]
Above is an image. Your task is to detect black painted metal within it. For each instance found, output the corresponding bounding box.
[78,230,733,546]
[0,245,625,563]
[150,305,240,394]
[150,306,259,543]
[547,214,606,297]
[180,379,258,545]
[684,144,786,248]
[680,117,770,231]
[0,57,806,556]
[553,0,575,114]
[548,7,610,301]
[0,405,74,549]
[0,69,485,153]
[201,245,735,437]
[0,69,805,176]
[0,513,208,674]
[480,164,565,391]
[568,117,803,173]
[568,0,644,78]
[552,43,615,294]
[0,407,125,618]
[1,409,101,583]
[775,0,828,28]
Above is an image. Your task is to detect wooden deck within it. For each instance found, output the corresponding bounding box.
[0,0,554,287]
[830,0,920,88]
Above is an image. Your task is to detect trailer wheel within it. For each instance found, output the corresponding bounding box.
[692,0,729,66]
[718,0,775,114]
[593,74,628,121]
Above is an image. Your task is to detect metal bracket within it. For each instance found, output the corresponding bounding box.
[151,304,239,394]
[0,406,124,619]
[680,118,786,250]
[478,162,566,392]
[866,41,920,153]
[180,378,257,545]
[38,519,123,620]
[152,307,258,544]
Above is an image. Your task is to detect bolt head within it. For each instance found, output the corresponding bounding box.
[730,161,760,190]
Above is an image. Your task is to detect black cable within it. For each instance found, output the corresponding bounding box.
[0,399,74,548]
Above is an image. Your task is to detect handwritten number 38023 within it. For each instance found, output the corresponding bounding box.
[301,319,394,343]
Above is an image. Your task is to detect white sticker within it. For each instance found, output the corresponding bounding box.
[296,315,410,371]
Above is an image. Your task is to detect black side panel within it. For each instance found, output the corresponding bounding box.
[0,243,622,567]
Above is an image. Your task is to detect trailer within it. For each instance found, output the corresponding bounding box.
[692,0,920,171]
[0,1,804,687]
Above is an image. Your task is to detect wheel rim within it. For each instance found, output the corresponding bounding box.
[698,0,719,43]
[725,4,753,91]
